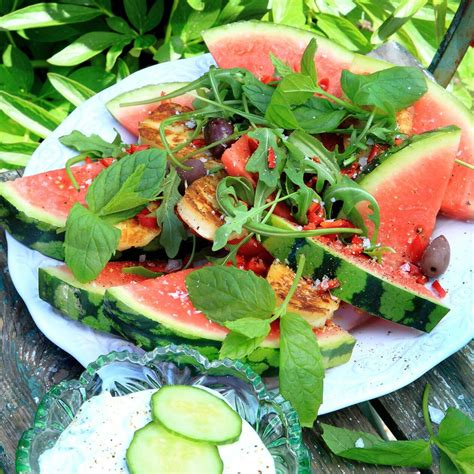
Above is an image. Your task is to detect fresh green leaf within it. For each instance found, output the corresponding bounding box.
[2,45,34,92]
[0,142,37,169]
[433,0,448,42]
[321,423,433,468]
[106,16,135,35]
[0,92,59,138]
[47,32,126,66]
[47,73,95,107]
[156,167,187,258]
[124,0,147,33]
[340,67,428,114]
[122,266,164,278]
[69,66,116,92]
[271,0,306,27]
[437,408,474,454]
[246,128,285,187]
[0,3,102,30]
[106,38,133,71]
[64,203,121,283]
[86,149,167,217]
[300,38,317,83]
[293,97,347,133]
[186,265,276,323]
[440,451,458,474]
[187,0,205,10]
[144,1,164,32]
[59,130,123,157]
[324,176,380,243]
[219,331,266,360]
[242,76,274,114]
[279,311,324,427]
[270,53,293,78]
[224,318,271,338]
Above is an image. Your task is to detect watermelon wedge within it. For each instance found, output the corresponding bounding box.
[203,21,474,221]
[359,127,461,265]
[202,20,354,97]
[103,268,356,372]
[39,261,167,332]
[106,83,194,137]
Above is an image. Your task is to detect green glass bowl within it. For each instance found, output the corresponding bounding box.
[16,344,310,473]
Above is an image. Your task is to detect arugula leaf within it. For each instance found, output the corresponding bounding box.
[224,318,271,338]
[321,424,433,468]
[122,266,164,278]
[270,53,293,78]
[59,130,124,158]
[64,203,121,283]
[185,266,275,323]
[219,331,267,360]
[246,128,285,187]
[324,176,380,243]
[300,38,317,84]
[87,149,167,219]
[341,67,428,114]
[156,167,187,258]
[279,311,324,427]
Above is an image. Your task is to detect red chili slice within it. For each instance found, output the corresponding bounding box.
[126,144,150,154]
[267,147,276,169]
[318,78,330,91]
[136,208,158,229]
[431,280,447,298]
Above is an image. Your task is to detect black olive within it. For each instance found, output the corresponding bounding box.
[420,235,450,278]
[176,159,207,184]
[203,118,234,158]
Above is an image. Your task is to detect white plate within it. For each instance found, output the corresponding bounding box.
[6,54,474,414]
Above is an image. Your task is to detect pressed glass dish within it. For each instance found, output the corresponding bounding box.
[16,344,311,473]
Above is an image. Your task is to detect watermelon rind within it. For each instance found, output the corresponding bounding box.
[39,266,118,333]
[103,286,355,372]
[263,217,449,332]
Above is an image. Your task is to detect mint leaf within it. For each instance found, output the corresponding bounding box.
[185,266,275,323]
[64,203,121,283]
[219,331,266,360]
[87,148,167,217]
[59,130,124,158]
[341,66,427,114]
[156,167,187,258]
[224,318,271,338]
[122,266,163,278]
[293,97,347,134]
[270,53,293,78]
[300,38,317,84]
[242,76,274,114]
[246,128,285,187]
[279,311,324,427]
[321,424,433,468]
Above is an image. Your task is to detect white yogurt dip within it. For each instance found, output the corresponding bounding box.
[38,388,275,474]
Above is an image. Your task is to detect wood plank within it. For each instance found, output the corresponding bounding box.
[0,231,82,473]
[305,404,417,473]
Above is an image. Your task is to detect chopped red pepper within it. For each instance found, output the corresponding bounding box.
[306,176,318,189]
[191,138,206,148]
[136,208,158,229]
[319,219,354,229]
[367,144,382,162]
[350,235,364,255]
[431,280,447,298]
[307,202,324,226]
[394,137,404,146]
[318,78,330,91]
[100,158,114,168]
[261,75,279,84]
[407,231,427,263]
[246,257,269,276]
[232,237,273,262]
[267,147,276,169]
[126,144,150,154]
[85,156,93,164]
[341,161,360,179]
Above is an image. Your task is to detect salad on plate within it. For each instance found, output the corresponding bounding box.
[1,21,473,431]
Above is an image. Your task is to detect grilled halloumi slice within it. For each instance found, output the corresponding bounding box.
[115,218,160,251]
[139,103,209,160]
[266,262,339,328]
[176,174,225,241]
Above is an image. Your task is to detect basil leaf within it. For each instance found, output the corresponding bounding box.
[59,130,123,157]
[341,67,427,114]
[219,331,266,360]
[64,203,121,283]
[48,32,126,67]
[122,266,163,278]
[246,128,285,187]
[224,318,271,338]
[300,38,317,84]
[293,97,347,134]
[47,72,95,107]
[321,423,433,468]
[279,311,324,427]
[186,266,275,323]
[324,176,380,243]
[264,88,299,129]
[156,167,187,258]
[274,73,315,105]
[86,148,167,215]
[270,53,293,78]
[0,3,102,30]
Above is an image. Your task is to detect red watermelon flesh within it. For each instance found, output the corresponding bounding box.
[221,135,258,184]
[105,83,195,137]
[359,127,461,267]
[202,21,355,97]
[350,55,474,221]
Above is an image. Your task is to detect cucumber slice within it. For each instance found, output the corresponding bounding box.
[151,385,243,445]
[126,422,223,474]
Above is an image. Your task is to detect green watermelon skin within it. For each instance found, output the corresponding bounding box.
[263,217,448,332]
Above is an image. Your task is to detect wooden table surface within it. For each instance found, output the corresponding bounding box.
[0,227,472,473]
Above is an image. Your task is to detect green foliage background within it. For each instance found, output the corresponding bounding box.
[0,0,472,170]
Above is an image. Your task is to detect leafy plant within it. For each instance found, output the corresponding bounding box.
[0,0,470,171]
